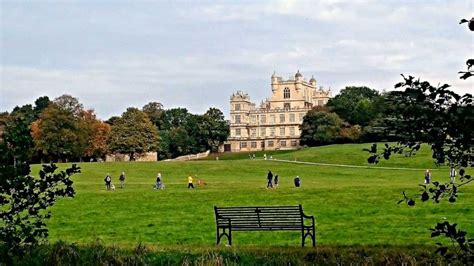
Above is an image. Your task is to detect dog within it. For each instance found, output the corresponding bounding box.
[198,179,207,186]
[110,184,116,191]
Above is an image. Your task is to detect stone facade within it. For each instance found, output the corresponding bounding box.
[105,152,157,162]
[221,71,331,152]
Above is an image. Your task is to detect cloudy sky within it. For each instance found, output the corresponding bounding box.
[1,0,473,119]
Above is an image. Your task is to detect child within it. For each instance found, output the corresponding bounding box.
[188,175,194,189]
[119,171,126,188]
[274,175,279,188]
[424,170,431,184]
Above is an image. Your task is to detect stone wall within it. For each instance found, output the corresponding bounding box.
[105,152,157,162]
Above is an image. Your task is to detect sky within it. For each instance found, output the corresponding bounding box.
[1,0,473,120]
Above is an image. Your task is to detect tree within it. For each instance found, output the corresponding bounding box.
[34,104,87,162]
[158,108,195,159]
[33,96,51,118]
[364,18,474,263]
[142,101,164,128]
[199,108,230,152]
[327,86,384,126]
[79,110,111,159]
[107,108,159,160]
[300,110,343,146]
[0,111,80,260]
[53,94,84,117]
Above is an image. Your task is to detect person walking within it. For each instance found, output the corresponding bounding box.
[119,171,126,188]
[266,170,273,189]
[274,175,279,188]
[187,175,195,189]
[156,173,163,189]
[424,169,431,184]
[104,174,112,191]
[294,176,301,188]
[450,167,457,184]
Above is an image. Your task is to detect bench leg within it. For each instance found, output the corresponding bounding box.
[302,227,316,247]
[216,227,232,246]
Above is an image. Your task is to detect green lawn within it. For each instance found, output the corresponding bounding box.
[33,143,472,249]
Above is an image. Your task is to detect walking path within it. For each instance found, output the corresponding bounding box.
[269,158,429,171]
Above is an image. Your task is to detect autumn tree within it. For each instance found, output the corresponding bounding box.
[33,104,87,162]
[107,108,159,160]
[79,110,111,160]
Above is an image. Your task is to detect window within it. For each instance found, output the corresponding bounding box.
[251,128,257,137]
[268,141,274,147]
[284,87,290,99]
[291,140,298,146]
[251,142,257,148]
[289,114,295,122]
[284,103,291,110]
[270,115,276,124]
[299,113,304,122]
[280,127,285,136]
[260,128,266,137]
[250,115,256,124]
[235,104,241,111]
[279,114,285,123]
[281,141,287,147]
[235,115,241,124]
[270,127,275,137]
[235,128,241,136]
[289,127,294,136]
[318,100,324,106]
[260,115,266,124]
[240,142,247,148]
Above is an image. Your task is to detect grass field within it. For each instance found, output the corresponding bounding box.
[32,143,473,249]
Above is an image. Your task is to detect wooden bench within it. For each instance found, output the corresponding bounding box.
[214,205,316,247]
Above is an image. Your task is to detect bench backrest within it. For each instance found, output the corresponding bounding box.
[214,205,303,231]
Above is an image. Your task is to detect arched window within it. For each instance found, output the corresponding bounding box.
[284,87,290,99]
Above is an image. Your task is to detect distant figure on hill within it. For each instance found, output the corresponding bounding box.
[266,170,273,189]
[294,176,301,188]
[119,171,126,188]
[274,175,279,188]
[424,170,431,184]
[263,154,267,160]
[450,167,457,184]
[252,154,255,159]
[188,175,195,189]
[104,174,112,191]
[156,173,164,189]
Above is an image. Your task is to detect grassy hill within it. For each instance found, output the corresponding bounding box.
[31,143,471,250]
[207,143,441,169]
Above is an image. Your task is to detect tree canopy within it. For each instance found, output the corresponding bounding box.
[107,108,159,160]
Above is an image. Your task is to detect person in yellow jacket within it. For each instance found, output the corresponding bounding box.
[187,175,195,189]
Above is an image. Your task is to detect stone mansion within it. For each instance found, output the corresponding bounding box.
[221,71,331,152]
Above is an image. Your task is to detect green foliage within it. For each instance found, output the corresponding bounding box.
[0,115,34,166]
[327,86,385,126]
[142,101,164,128]
[158,107,229,159]
[107,108,159,160]
[34,104,87,162]
[300,110,342,146]
[6,241,448,265]
[0,163,80,260]
[199,108,229,152]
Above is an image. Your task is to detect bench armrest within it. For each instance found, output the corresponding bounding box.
[302,213,315,226]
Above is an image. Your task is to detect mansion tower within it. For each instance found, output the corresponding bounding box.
[222,71,331,152]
